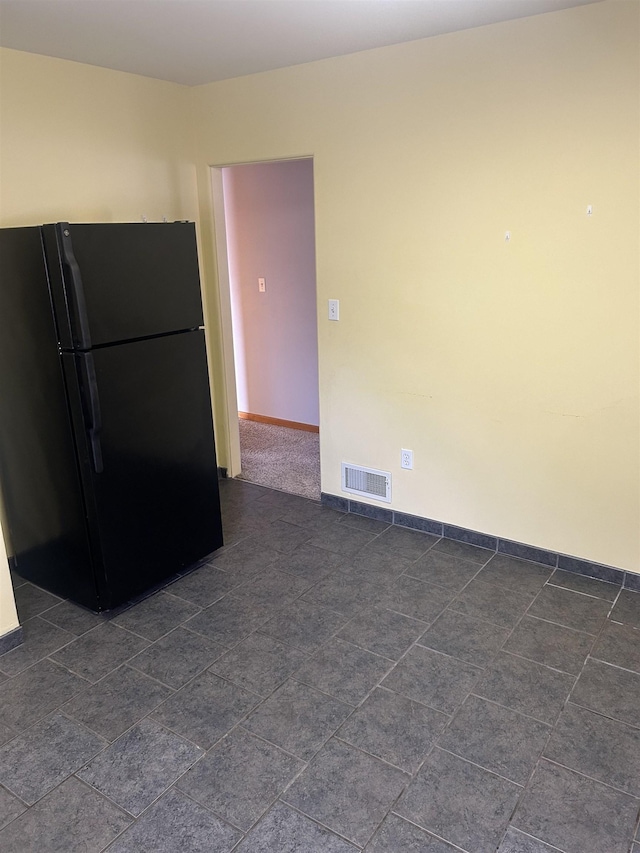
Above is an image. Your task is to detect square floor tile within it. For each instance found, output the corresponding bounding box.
[210,537,281,577]
[302,573,381,617]
[235,801,358,852]
[477,555,552,597]
[0,724,16,748]
[544,702,640,796]
[365,813,457,852]
[231,568,313,610]
[503,616,593,675]
[13,583,61,622]
[252,490,306,513]
[340,550,411,589]
[306,524,378,556]
[210,632,309,697]
[498,827,570,852]
[437,695,550,784]
[41,601,104,636]
[337,687,448,773]
[294,638,393,705]
[0,713,106,804]
[382,645,481,714]
[591,621,640,673]
[0,659,87,732]
[0,786,26,831]
[527,586,610,635]
[474,652,575,724]
[275,545,345,582]
[512,759,638,853]
[243,679,352,760]
[8,569,25,589]
[406,551,480,592]
[51,622,150,682]
[166,565,241,606]
[374,577,455,623]
[128,626,224,688]
[255,520,313,554]
[221,518,260,545]
[0,617,75,676]
[547,569,620,601]
[259,599,350,653]
[283,738,409,848]
[220,478,270,506]
[339,513,390,534]
[62,665,172,741]
[418,610,510,666]
[365,526,437,561]
[105,787,241,852]
[178,728,303,830]
[449,578,533,628]
[337,606,427,660]
[610,589,640,628]
[430,538,494,564]
[77,719,202,815]
[396,747,521,852]
[150,670,260,749]
[0,777,130,853]
[570,658,640,727]
[112,592,200,641]
[185,595,273,648]
[280,502,346,532]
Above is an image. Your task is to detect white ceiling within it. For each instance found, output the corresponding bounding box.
[0,0,602,87]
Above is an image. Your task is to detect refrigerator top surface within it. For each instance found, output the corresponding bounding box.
[46,222,205,349]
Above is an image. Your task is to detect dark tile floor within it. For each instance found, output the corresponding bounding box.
[1,477,639,852]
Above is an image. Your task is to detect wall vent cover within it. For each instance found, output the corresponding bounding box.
[341,463,391,503]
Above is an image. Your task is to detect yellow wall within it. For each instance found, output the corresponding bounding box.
[0,48,198,225]
[0,0,637,631]
[193,0,639,572]
[0,48,200,631]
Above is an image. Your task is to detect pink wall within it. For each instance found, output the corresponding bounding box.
[223,158,319,426]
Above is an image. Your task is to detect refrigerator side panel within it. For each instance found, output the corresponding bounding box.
[82,331,223,609]
[59,222,204,346]
[0,228,99,609]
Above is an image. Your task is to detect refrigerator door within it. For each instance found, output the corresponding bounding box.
[43,222,204,348]
[62,329,222,610]
[0,228,98,608]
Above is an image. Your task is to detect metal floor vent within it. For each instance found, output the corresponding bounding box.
[341,463,391,503]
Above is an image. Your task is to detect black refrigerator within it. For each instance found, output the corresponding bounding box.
[0,221,223,612]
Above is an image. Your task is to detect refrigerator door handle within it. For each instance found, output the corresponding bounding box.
[56,222,92,350]
[78,353,104,474]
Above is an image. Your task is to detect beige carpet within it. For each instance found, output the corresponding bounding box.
[237,418,321,500]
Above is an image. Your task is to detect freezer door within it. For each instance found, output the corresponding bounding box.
[0,227,98,608]
[44,222,204,348]
[63,330,222,609]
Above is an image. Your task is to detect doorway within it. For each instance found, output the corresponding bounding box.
[211,159,320,500]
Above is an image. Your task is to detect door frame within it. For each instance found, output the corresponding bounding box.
[210,166,242,477]
[209,157,319,481]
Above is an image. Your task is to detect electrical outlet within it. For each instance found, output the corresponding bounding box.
[401,449,413,470]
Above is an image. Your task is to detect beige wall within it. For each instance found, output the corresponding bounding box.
[0,0,637,634]
[0,48,200,631]
[193,0,639,573]
[0,48,198,226]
